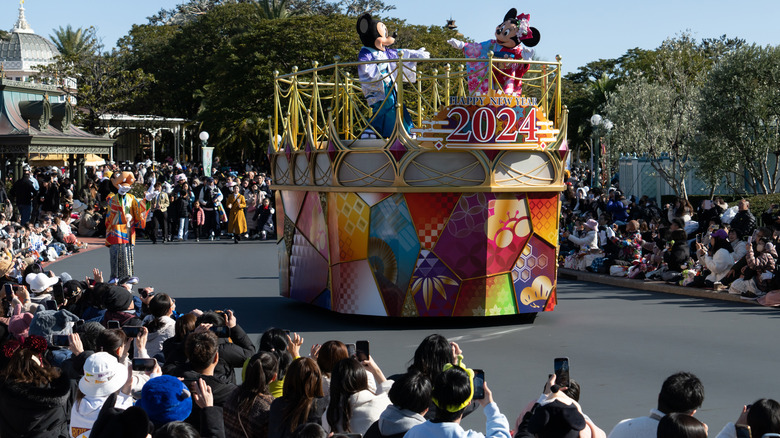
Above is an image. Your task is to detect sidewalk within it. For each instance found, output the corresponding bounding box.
[558,268,760,305]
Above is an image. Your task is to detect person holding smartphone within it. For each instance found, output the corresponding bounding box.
[404,364,510,438]
[714,399,780,438]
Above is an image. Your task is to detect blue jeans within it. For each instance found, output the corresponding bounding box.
[18,204,32,225]
[177,217,189,240]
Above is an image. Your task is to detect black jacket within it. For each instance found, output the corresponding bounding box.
[268,396,328,438]
[0,373,75,438]
[10,176,36,205]
[177,370,236,431]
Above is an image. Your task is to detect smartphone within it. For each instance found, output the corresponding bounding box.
[181,378,199,387]
[346,343,356,357]
[44,299,58,311]
[3,284,12,299]
[473,369,485,400]
[696,234,702,243]
[122,325,143,338]
[107,320,120,330]
[554,357,570,388]
[210,325,230,338]
[138,288,149,299]
[355,340,370,361]
[132,358,157,372]
[333,435,363,438]
[52,334,70,347]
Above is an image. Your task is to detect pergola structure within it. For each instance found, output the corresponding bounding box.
[0,79,113,189]
[99,114,191,164]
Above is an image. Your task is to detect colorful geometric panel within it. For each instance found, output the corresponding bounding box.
[527,192,559,246]
[485,195,531,276]
[328,192,370,264]
[512,235,556,312]
[453,274,517,317]
[434,192,495,279]
[289,231,329,304]
[281,190,307,224]
[358,192,392,207]
[278,241,290,298]
[331,260,387,316]
[368,194,421,316]
[411,250,460,317]
[312,289,332,310]
[275,191,285,242]
[405,193,461,250]
[297,192,328,258]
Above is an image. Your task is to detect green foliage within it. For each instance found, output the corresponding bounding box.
[35,51,153,133]
[745,194,780,222]
[49,25,98,59]
[696,44,780,195]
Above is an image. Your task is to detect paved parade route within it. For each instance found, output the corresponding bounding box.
[51,239,780,432]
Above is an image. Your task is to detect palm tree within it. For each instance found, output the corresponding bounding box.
[255,0,293,19]
[49,25,97,58]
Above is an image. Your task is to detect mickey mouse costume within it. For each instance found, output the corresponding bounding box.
[356,13,429,138]
[448,8,540,96]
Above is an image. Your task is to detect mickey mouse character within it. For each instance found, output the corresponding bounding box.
[105,169,148,281]
[356,13,429,138]
[448,8,540,96]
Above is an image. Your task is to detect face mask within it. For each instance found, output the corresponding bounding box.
[757,244,765,253]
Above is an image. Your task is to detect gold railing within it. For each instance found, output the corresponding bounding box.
[271,54,563,152]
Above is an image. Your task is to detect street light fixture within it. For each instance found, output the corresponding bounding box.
[199,131,209,146]
[590,114,613,188]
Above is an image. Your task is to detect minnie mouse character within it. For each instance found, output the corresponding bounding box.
[356,13,429,138]
[105,169,148,281]
[448,8,540,96]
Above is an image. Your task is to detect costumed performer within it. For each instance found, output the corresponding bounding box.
[226,184,247,243]
[356,13,429,138]
[105,170,148,281]
[447,8,540,96]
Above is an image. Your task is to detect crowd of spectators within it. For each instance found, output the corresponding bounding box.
[0,265,777,438]
[0,158,277,277]
[559,168,780,307]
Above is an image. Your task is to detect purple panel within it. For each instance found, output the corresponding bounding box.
[289,230,329,304]
[411,250,460,317]
[434,192,496,279]
[512,235,556,312]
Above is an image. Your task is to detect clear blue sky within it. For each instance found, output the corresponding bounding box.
[4,0,779,75]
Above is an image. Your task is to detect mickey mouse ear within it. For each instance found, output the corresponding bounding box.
[357,13,371,34]
[523,27,541,47]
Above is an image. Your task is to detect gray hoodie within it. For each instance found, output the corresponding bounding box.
[377,405,427,436]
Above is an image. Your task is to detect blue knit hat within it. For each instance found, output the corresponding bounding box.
[135,375,192,425]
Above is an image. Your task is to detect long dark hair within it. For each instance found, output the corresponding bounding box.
[237,352,278,412]
[656,412,707,438]
[0,347,59,386]
[326,358,368,433]
[407,334,453,382]
[259,328,293,381]
[145,293,173,333]
[281,358,323,433]
[96,329,127,359]
[316,340,348,378]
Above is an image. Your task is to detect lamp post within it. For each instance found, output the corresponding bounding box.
[199,131,212,177]
[590,114,613,189]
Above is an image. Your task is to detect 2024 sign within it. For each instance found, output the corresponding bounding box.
[446,105,538,145]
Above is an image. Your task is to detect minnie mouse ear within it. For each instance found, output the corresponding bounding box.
[503,8,518,23]
[523,27,541,47]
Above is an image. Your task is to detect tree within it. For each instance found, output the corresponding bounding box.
[36,51,153,133]
[49,25,98,58]
[605,35,707,200]
[696,44,780,194]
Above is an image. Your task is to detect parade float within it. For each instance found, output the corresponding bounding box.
[270,10,567,318]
